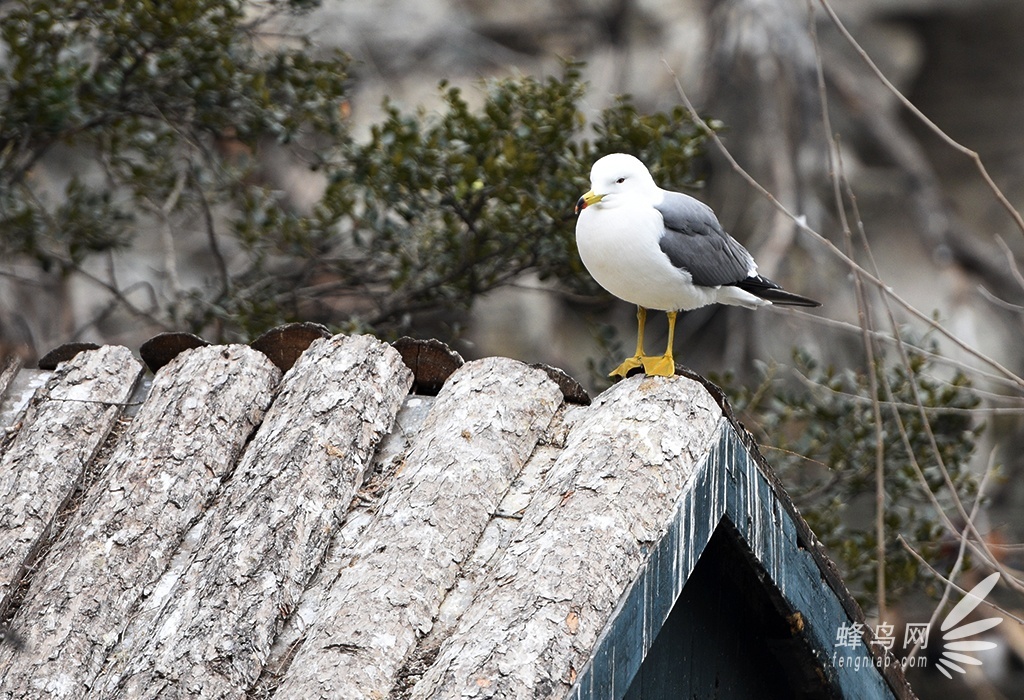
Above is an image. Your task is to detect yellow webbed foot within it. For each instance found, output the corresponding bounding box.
[641,354,676,377]
[609,355,645,379]
[641,311,679,377]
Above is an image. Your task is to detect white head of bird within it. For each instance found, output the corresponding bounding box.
[575,153,659,213]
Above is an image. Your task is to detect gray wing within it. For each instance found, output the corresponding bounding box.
[655,192,756,287]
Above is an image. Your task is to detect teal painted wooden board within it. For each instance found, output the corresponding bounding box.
[567,425,898,700]
[624,527,819,699]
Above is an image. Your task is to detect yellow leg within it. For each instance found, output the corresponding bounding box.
[609,306,648,378]
[642,311,678,377]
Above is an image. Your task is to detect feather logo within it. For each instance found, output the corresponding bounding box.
[935,573,1003,679]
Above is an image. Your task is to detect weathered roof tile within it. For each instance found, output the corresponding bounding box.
[91,334,411,698]
[274,357,563,699]
[0,346,142,620]
[0,344,275,698]
[0,334,912,699]
[410,377,723,699]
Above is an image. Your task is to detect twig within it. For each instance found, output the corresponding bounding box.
[905,451,998,660]
[791,372,1024,416]
[898,535,1024,628]
[860,232,1023,594]
[66,263,165,330]
[156,169,188,319]
[782,308,1024,393]
[0,268,49,287]
[815,0,1024,239]
[880,362,1024,596]
[994,234,1024,291]
[193,170,231,298]
[70,280,162,341]
[977,285,1024,314]
[845,166,1024,595]
[664,63,1024,394]
[664,38,1024,593]
[806,0,888,616]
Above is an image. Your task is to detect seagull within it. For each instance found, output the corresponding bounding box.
[575,153,820,378]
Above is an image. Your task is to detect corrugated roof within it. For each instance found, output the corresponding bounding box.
[0,331,913,699]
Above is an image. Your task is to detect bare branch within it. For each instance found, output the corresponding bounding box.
[994,234,1024,291]
[665,62,1024,394]
[791,371,1024,416]
[668,10,1024,599]
[977,285,1024,314]
[816,0,1024,240]
[193,172,231,299]
[806,0,889,615]
[905,451,999,660]
[898,532,1024,628]
[154,170,188,317]
[781,308,1024,393]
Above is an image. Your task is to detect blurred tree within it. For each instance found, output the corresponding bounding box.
[0,0,349,350]
[0,0,712,352]
[717,345,983,608]
[226,81,714,337]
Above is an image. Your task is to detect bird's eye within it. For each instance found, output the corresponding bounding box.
[615,177,626,184]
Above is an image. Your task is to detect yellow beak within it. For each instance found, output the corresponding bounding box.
[574,190,604,215]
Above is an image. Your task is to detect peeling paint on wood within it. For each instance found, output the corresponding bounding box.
[566,425,897,700]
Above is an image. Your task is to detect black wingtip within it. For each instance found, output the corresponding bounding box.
[734,276,821,307]
[763,291,822,307]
